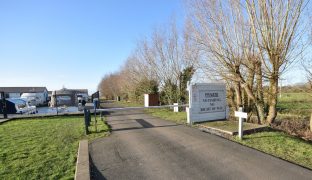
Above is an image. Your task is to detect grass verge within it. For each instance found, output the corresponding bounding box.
[0,115,109,179]
[145,108,187,124]
[113,101,142,107]
[233,131,312,169]
[199,120,264,132]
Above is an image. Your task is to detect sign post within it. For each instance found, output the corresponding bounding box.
[234,107,247,140]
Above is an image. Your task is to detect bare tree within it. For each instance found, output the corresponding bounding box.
[246,0,306,123]
[188,0,266,123]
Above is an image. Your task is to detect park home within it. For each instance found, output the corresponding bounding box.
[0,87,48,106]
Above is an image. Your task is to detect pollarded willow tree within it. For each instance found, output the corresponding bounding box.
[188,0,307,124]
[246,0,307,123]
[188,0,266,123]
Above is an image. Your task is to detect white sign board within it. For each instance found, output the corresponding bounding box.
[187,83,228,124]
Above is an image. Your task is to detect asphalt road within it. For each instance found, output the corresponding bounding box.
[89,104,312,180]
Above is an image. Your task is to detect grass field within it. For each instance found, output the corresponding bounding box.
[0,115,109,179]
[234,131,312,169]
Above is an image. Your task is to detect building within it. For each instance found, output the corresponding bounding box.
[50,88,89,107]
[0,87,49,106]
[0,87,48,98]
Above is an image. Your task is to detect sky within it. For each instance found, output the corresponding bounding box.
[0,0,309,94]
[0,0,183,93]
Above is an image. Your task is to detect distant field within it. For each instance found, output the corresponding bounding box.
[277,93,312,117]
[0,116,109,179]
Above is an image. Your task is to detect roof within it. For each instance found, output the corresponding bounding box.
[0,87,48,93]
[52,88,88,95]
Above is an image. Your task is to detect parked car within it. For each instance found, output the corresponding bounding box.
[0,98,38,114]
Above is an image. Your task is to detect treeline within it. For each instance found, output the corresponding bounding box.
[98,21,198,105]
[99,0,309,125]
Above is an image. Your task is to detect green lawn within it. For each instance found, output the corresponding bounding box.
[234,131,312,169]
[0,115,109,179]
[145,108,187,124]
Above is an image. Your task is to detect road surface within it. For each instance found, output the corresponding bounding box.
[89,105,312,180]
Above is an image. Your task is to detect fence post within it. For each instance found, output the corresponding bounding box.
[84,109,90,135]
[1,92,7,119]
[173,103,179,112]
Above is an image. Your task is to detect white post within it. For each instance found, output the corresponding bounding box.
[235,107,247,140]
[238,107,243,139]
[144,94,149,107]
[186,107,192,124]
[187,81,192,124]
[173,103,179,112]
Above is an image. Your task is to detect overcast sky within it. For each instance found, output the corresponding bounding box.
[0,0,309,93]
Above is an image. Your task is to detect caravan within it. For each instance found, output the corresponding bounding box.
[0,98,37,114]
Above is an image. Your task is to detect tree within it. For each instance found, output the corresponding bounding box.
[188,0,266,123]
[188,0,307,124]
[246,0,306,123]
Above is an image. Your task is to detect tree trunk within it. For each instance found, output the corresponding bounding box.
[255,62,265,124]
[234,82,242,109]
[310,112,312,132]
[255,102,266,124]
[246,64,255,111]
[227,87,236,115]
[266,76,278,124]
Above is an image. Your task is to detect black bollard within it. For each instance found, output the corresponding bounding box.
[84,109,90,135]
[1,92,7,119]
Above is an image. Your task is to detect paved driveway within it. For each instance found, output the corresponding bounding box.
[89,105,312,180]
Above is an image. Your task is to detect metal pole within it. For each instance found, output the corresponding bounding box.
[55,91,58,115]
[94,104,97,132]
